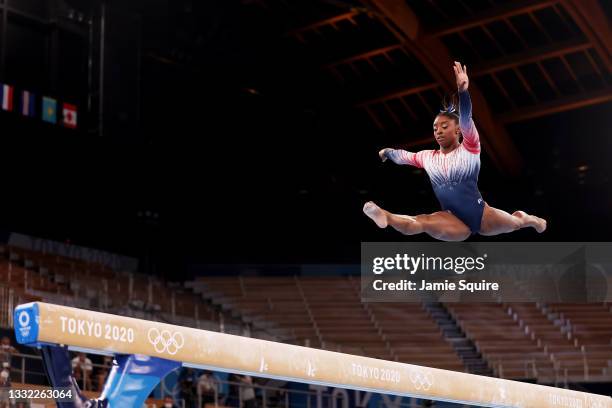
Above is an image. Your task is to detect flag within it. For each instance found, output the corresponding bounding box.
[0,84,14,112]
[62,103,77,129]
[42,96,57,124]
[20,90,36,117]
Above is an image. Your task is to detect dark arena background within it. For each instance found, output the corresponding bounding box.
[0,0,610,407]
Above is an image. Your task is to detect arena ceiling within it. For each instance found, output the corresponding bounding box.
[1,0,610,269]
[237,0,612,175]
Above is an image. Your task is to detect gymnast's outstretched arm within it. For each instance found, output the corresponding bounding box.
[378,148,424,168]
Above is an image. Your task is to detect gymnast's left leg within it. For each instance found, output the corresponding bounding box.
[479,204,547,236]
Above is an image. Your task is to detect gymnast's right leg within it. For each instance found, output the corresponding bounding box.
[363,201,471,242]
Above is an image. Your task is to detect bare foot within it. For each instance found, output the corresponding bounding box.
[513,211,547,233]
[363,201,388,228]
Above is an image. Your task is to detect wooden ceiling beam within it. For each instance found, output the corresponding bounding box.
[357,83,440,107]
[560,0,612,69]
[471,39,591,77]
[429,0,558,38]
[286,11,361,37]
[498,88,612,123]
[324,44,403,70]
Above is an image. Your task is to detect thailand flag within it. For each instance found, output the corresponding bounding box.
[62,103,77,129]
[0,84,14,112]
[20,90,36,117]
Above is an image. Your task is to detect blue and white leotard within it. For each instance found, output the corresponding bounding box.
[384,90,485,233]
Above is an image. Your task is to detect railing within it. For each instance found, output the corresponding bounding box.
[5,352,49,387]
[0,286,14,328]
[492,355,612,386]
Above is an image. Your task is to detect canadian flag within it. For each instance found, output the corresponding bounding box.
[63,103,77,129]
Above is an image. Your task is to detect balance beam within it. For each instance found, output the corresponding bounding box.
[14,302,612,408]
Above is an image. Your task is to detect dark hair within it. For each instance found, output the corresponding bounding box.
[437,93,459,123]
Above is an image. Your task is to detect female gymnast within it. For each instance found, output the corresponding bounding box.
[363,62,546,241]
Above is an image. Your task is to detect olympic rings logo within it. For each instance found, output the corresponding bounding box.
[409,370,433,391]
[147,328,185,355]
[18,311,30,328]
